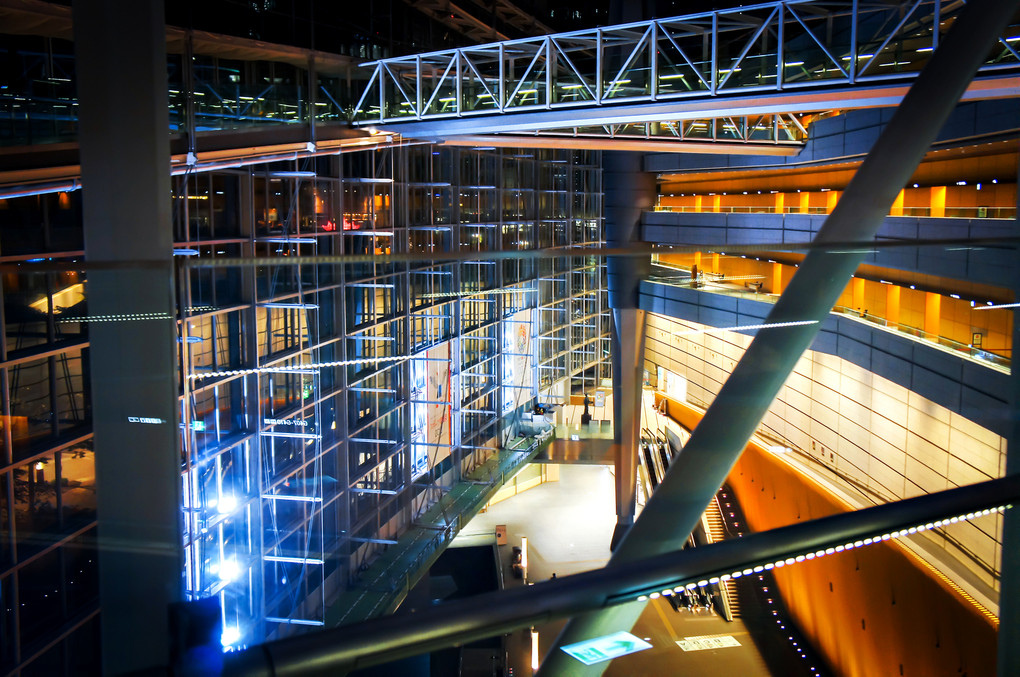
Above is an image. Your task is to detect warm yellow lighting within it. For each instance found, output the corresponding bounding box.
[28,282,84,315]
[531,628,540,671]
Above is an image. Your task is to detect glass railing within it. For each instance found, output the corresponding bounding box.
[831,305,1010,369]
[648,263,1011,371]
[652,204,1017,219]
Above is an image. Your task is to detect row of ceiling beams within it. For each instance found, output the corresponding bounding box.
[403,0,553,44]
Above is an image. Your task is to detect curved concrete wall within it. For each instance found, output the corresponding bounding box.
[641,282,1011,438]
[641,212,1015,287]
[640,292,1006,595]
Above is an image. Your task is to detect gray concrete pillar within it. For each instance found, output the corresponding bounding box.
[604,151,655,549]
[73,1,183,674]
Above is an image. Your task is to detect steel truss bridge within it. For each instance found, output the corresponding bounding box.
[352,0,1020,149]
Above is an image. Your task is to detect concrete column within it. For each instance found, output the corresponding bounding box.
[886,284,901,328]
[925,291,941,337]
[771,262,784,295]
[775,192,785,214]
[73,1,182,674]
[710,194,721,212]
[930,185,947,217]
[851,276,865,311]
[826,190,839,213]
[604,151,655,550]
[711,252,720,274]
[694,195,703,212]
[891,189,905,216]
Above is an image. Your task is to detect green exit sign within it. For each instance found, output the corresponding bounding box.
[561,631,652,665]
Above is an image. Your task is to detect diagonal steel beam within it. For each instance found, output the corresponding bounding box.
[217,475,1020,676]
[537,0,1020,674]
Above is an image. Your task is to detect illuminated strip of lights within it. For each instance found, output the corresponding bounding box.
[260,431,321,439]
[632,504,1011,603]
[264,555,325,564]
[57,312,174,324]
[420,288,537,299]
[974,302,1020,310]
[261,493,323,502]
[265,617,326,626]
[189,355,409,380]
[674,320,818,336]
[260,302,319,309]
[258,237,318,244]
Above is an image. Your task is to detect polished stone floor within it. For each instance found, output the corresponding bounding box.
[458,463,773,676]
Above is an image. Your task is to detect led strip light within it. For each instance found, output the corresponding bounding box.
[632,505,1011,604]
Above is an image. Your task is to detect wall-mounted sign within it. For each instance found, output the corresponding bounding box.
[561,631,652,665]
[127,416,165,425]
[264,418,309,427]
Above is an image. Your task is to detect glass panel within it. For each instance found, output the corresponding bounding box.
[13,454,58,562]
[59,441,96,531]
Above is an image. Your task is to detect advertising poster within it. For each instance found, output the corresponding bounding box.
[502,308,533,413]
[411,342,452,478]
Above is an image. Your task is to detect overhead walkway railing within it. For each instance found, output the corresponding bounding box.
[351,0,1020,130]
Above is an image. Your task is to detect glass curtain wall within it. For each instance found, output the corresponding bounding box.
[177,144,606,652]
[0,191,98,675]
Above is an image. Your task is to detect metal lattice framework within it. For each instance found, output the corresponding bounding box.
[351,0,1020,126]
[520,113,812,145]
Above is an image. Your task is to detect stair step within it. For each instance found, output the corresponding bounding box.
[723,579,741,617]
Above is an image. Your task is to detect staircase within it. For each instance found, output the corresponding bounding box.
[703,496,741,619]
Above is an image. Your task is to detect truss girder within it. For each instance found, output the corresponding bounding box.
[504,113,813,146]
[351,0,1020,127]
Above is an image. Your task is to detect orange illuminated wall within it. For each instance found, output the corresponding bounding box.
[656,396,998,677]
[729,443,997,677]
[656,181,1016,218]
